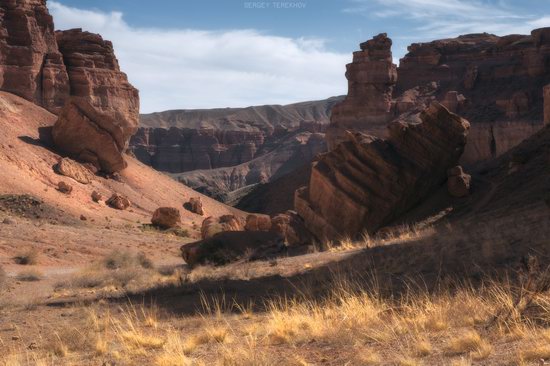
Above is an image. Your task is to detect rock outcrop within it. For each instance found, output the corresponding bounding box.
[52,98,130,173]
[0,0,70,114]
[151,207,181,229]
[397,29,550,163]
[0,1,139,173]
[56,29,139,142]
[326,34,397,150]
[295,103,470,241]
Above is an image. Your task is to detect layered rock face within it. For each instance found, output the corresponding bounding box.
[295,103,470,241]
[0,0,69,113]
[326,33,397,150]
[55,28,140,151]
[397,29,550,163]
[131,97,342,173]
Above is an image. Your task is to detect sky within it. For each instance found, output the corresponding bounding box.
[48,0,550,113]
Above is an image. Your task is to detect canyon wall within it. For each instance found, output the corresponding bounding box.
[0,0,70,114]
[397,29,550,163]
[131,97,342,173]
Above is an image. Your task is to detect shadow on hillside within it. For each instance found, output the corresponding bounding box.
[120,206,550,316]
[18,126,58,155]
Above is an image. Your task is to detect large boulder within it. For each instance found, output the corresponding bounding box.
[180,231,285,266]
[106,193,130,210]
[151,207,181,229]
[295,102,470,241]
[52,98,129,173]
[244,214,272,232]
[200,215,244,240]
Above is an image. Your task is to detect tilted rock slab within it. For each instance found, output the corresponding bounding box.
[52,98,130,173]
[295,102,470,241]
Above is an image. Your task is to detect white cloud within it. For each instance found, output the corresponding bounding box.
[49,1,349,113]
[346,0,550,39]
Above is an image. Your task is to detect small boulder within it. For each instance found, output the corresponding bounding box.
[447,165,471,198]
[201,215,243,240]
[271,211,313,246]
[181,231,285,266]
[57,181,73,194]
[245,214,272,232]
[54,157,93,184]
[183,197,204,216]
[80,215,87,221]
[106,193,130,210]
[151,207,181,229]
[91,191,103,203]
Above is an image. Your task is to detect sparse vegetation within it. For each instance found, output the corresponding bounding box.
[13,247,38,265]
[15,269,42,282]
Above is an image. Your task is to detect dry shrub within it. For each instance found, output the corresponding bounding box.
[13,247,39,265]
[16,269,42,282]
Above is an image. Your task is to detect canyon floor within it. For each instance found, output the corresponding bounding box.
[2,90,550,365]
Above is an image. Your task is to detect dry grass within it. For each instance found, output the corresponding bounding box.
[327,224,436,252]
[5,268,550,364]
[54,250,181,296]
[13,247,38,265]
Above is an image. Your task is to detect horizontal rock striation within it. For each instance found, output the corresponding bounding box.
[56,28,140,148]
[295,103,470,241]
[0,0,70,113]
[397,29,550,163]
[326,33,397,149]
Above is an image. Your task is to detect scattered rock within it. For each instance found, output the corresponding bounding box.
[181,231,285,266]
[57,181,73,194]
[183,197,204,215]
[106,194,130,210]
[54,157,93,184]
[201,215,244,240]
[91,191,103,203]
[447,166,472,198]
[245,214,272,232]
[151,207,181,229]
[80,215,87,221]
[2,217,16,225]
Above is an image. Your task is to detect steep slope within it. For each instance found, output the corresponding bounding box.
[0,91,241,235]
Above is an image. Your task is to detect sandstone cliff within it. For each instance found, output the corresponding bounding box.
[326,33,397,150]
[397,29,550,163]
[56,28,140,143]
[0,0,69,114]
[295,103,470,241]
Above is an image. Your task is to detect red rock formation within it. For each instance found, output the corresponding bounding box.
[544,84,550,124]
[397,29,550,163]
[326,33,397,149]
[0,0,69,113]
[56,28,139,147]
[52,98,130,173]
[295,103,470,241]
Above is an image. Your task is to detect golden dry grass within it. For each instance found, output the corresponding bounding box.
[4,257,550,365]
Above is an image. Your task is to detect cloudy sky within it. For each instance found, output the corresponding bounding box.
[49,0,550,113]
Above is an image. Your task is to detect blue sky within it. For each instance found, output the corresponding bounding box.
[49,0,550,112]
